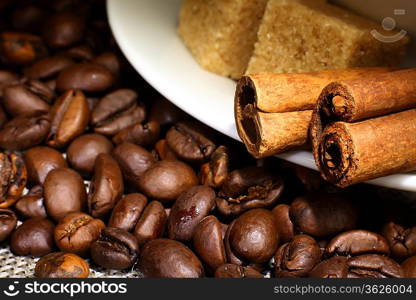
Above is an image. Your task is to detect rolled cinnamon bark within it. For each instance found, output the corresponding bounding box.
[318,109,416,187]
[235,68,391,158]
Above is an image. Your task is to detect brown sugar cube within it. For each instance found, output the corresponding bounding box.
[246,0,410,75]
[178,0,268,79]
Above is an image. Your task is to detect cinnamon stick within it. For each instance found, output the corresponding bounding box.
[234,68,391,158]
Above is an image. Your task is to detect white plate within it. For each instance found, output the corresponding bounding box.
[107,0,416,191]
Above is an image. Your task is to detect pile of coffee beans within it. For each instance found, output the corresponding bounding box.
[1,0,416,278]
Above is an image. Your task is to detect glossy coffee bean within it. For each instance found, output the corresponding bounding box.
[382,221,416,259]
[112,142,155,188]
[67,134,113,176]
[138,239,204,278]
[91,89,145,136]
[309,256,348,278]
[214,264,263,278]
[224,220,244,265]
[91,227,139,270]
[166,121,216,163]
[401,256,416,277]
[149,95,186,126]
[112,120,160,146]
[326,230,390,256]
[229,209,279,263]
[154,139,177,160]
[44,167,87,221]
[2,83,50,116]
[133,201,167,245]
[88,153,123,218]
[10,217,55,256]
[24,146,67,185]
[200,145,229,188]
[168,185,215,241]
[35,252,89,278]
[139,160,198,203]
[193,215,226,271]
[14,185,47,219]
[0,209,17,242]
[92,52,121,76]
[25,55,74,80]
[108,193,148,232]
[47,89,90,148]
[56,63,114,92]
[289,193,357,238]
[0,114,50,150]
[43,12,85,48]
[272,204,294,244]
[347,254,403,278]
[274,234,321,277]
[216,167,284,216]
[0,152,27,208]
[54,212,105,256]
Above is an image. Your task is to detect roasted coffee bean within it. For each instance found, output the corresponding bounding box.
[10,217,55,256]
[149,95,186,126]
[216,167,284,216]
[139,160,198,203]
[0,70,19,97]
[24,146,67,185]
[382,221,416,259]
[54,212,105,256]
[44,167,87,221]
[326,230,390,256]
[88,153,123,218]
[286,163,325,192]
[224,220,244,265]
[200,145,229,188]
[154,139,177,160]
[61,44,94,61]
[272,204,295,244]
[289,193,357,238]
[0,114,50,150]
[168,185,215,241]
[56,63,114,92]
[112,120,160,146]
[11,5,46,33]
[112,143,155,188]
[2,82,50,116]
[133,201,167,245]
[274,234,321,277]
[14,185,47,219]
[25,55,74,79]
[0,152,27,208]
[401,256,416,277]
[0,31,47,65]
[91,89,145,136]
[229,209,279,263]
[0,208,17,242]
[309,256,348,278]
[108,193,148,232]
[92,52,121,76]
[91,227,139,270]
[214,264,263,278]
[47,89,90,148]
[138,239,204,278]
[35,252,89,278]
[67,134,113,176]
[347,254,403,278]
[43,12,85,48]
[166,121,216,163]
[193,215,226,271]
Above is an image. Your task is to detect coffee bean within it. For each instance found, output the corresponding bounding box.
[193,215,226,271]
[133,201,167,246]
[229,209,279,263]
[54,212,105,256]
[154,139,177,160]
[382,221,416,259]
[224,220,244,266]
[43,12,85,48]
[35,252,89,278]
[139,160,198,203]
[0,152,27,208]
[56,63,114,92]
[10,217,55,256]
[91,227,139,270]
[138,239,204,278]
[401,256,416,277]
[14,185,47,219]
[200,145,229,188]
[108,193,148,232]
[166,121,216,163]
[47,89,90,148]
[0,208,17,242]
[25,55,74,80]
[347,254,403,278]
[309,256,348,278]
[271,204,294,244]
[275,234,321,277]
[149,95,186,126]
[67,134,113,176]
[61,44,94,61]
[0,70,19,97]
[24,146,67,185]
[168,185,216,241]
[88,153,123,218]
[92,52,121,76]
[112,120,160,146]
[112,142,155,188]
[214,264,263,278]
[44,167,87,221]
